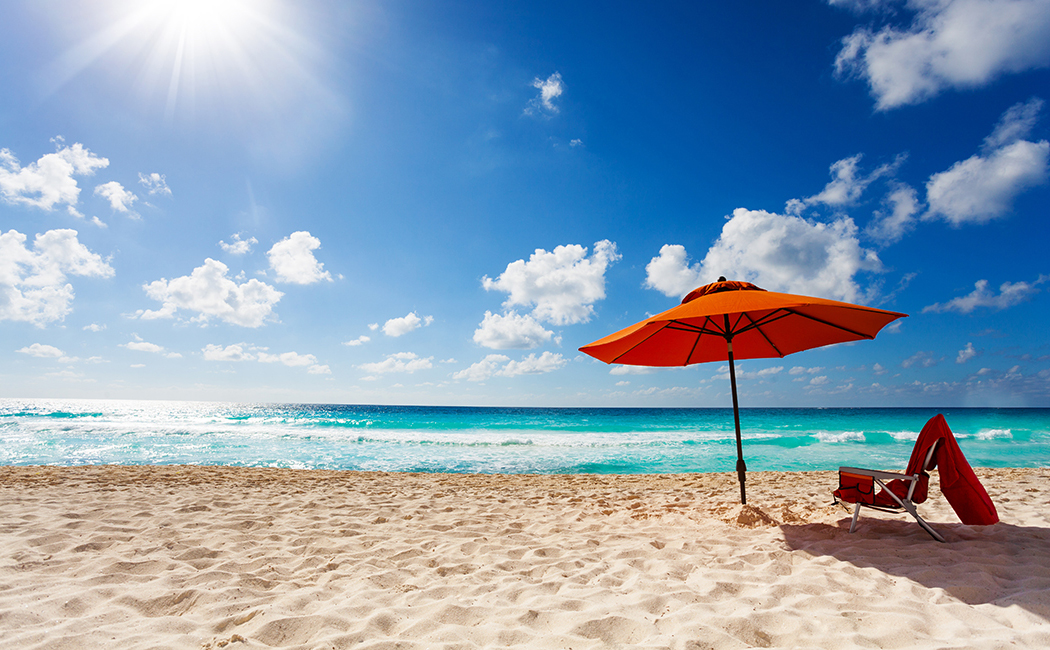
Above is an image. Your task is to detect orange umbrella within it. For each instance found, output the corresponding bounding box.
[579,277,906,504]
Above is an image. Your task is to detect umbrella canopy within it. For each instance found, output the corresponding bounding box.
[579,278,906,503]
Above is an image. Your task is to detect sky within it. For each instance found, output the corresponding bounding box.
[1,0,1049,407]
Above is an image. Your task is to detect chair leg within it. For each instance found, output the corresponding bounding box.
[901,503,946,543]
[849,503,861,533]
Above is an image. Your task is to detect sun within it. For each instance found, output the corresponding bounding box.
[46,0,305,122]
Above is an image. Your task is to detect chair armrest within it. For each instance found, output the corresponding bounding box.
[839,467,917,483]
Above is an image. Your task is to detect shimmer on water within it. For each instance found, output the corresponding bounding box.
[2,399,1047,474]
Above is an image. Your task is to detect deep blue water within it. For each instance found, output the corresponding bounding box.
[2,399,1047,474]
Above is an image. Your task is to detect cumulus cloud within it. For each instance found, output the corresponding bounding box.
[203,343,327,374]
[644,245,706,298]
[202,343,256,361]
[798,154,900,209]
[833,0,1050,110]
[382,312,434,337]
[139,258,283,327]
[525,72,564,115]
[343,335,370,347]
[957,342,978,363]
[17,343,64,358]
[0,228,114,327]
[483,240,620,325]
[93,181,138,215]
[453,352,566,381]
[258,351,317,366]
[790,366,826,375]
[924,99,1048,225]
[0,140,109,214]
[865,183,922,244]
[358,352,434,375]
[138,172,171,196]
[219,233,258,255]
[902,350,938,368]
[123,339,181,358]
[923,276,1048,313]
[267,231,332,284]
[646,209,882,302]
[472,310,555,349]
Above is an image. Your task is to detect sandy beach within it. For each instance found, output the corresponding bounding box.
[2,466,1049,649]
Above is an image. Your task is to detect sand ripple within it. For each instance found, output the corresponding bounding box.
[1,465,1049,648]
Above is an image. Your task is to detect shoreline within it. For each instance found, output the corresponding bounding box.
[3,466,1049,648]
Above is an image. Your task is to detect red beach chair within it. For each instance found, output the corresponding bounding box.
[833,414,999,542]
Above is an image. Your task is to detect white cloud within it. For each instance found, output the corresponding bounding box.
[923,276,1047,313]
[219,233,258,255]
[258,351,317,367]
[17,343,64,358]
[123,340,181,358]
[453,354,510,382]
[834,0,1050,110]
[266,231,332,285]
[525,72,564,115]
[93,181,138,214]
[138,172,171,196]
[865,183,922,244]
[985,97,1045,150]
[343,335,371,347]
[902,351,938,368]
[483,240,620,325]
[202,343,256,361]
[828,0,897,11]
[472,310,555,349]
[453,352,566,382]
[809,375,830,386]
[647,209,882,302]
[0,228,115,327]
[609,365,658,376]
[957,342,978,364]
[139,258,284,327]
[203,343,327,372]
[924,100,1048,225]
[0,140,109,213]
[382,312,433,337]
[82,323,105,332]
[358,352,434,375]
[800,154,900,208]
[644,244,706,298]
[501,351,567,377]
[789,366,826,375]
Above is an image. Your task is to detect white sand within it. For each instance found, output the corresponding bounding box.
[2,465,1049,649]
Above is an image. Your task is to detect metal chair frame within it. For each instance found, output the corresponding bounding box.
[839,440,945,542]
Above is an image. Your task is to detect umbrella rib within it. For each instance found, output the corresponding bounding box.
[781,308,877,340]
[608,322,670,364]
[742,311,785,357]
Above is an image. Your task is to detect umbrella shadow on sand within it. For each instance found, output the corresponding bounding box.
[779,518,1050,619]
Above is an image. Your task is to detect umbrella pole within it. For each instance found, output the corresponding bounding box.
[726,339,747,504]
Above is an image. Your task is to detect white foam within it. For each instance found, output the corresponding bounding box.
[977,428,1012,440]
[813,430,866,443]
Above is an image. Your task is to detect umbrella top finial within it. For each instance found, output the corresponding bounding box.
[682,278,765,304]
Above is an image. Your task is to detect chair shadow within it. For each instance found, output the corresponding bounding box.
[779,517,1050,620]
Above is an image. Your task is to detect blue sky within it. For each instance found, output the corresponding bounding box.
[2,0,1049,407]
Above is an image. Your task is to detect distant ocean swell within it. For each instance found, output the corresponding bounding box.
[1,399,1048,475]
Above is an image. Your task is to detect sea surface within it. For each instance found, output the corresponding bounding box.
[2,398,1048,474]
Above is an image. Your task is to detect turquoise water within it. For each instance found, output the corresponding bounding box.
[1,398,1048,474]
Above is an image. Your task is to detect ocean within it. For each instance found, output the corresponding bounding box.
[1,398,1047,474]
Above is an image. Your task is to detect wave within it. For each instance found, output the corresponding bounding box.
[813,431,866,443]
